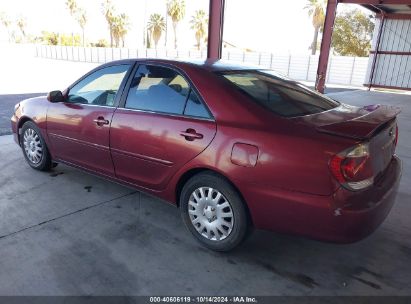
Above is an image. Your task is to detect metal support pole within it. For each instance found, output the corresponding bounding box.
[306,55,311,80]
[287,54,292,76]
[326,56,332,82]
[349,57,356,85]
[315,0,338,93]
[368,14,385,90]
[207,0,225,60]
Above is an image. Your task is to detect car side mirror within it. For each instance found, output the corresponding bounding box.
[47,90,64,103]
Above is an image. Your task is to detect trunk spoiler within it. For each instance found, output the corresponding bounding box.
[316,105,401,140]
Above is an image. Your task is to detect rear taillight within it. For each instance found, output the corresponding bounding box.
[330,143,374,191]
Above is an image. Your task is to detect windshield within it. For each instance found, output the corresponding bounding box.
[218,70,340,118]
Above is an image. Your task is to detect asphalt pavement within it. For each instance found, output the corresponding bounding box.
[0,93,44,135]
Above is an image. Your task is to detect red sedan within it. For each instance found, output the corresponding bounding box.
[11,59,401,251]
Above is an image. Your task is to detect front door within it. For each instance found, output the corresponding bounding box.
[47,64,132,176]
[110,64,216,190]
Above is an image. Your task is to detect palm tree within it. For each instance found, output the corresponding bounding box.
[65,0,87,46]
[147,14,166,49]
[304,0,326,55]
[0,12,12,42]
[76,9,87,46]
[112,13,129,47]
[16,16,27,40]
[167,0,185,49]
[65,0,78,16]
[190,10,208,50]
[101,0,116,47]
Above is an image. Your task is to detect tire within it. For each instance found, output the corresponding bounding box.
[180,171,249,251]
[20,121,53,171]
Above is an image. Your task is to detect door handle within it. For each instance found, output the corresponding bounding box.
[93,117,109,126]
[180,128,203,141]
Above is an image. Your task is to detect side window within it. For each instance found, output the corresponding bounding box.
[184,90,211,119]
[125,65,188,115]
[68,65,130,106]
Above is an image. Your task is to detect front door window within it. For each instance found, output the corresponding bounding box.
[68,64,130,106]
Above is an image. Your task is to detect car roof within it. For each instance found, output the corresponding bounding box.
[103,58,261,72]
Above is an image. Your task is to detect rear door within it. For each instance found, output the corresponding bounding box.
[110,64,216,190]
[47,64,132,176]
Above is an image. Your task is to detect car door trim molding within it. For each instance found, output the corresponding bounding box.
[60,102,117,110]
[111,147,174,166]
[48,132,110,152]
[114,107,215,122]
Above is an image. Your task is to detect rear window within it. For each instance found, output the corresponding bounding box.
[218,70,339,117]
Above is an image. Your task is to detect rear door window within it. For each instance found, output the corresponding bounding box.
[219,70,339,117]
[125,64,211,119]
[184,90,211,118]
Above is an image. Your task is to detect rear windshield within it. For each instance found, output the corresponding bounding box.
[218,70,340,117]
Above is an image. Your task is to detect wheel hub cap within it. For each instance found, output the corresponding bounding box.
[188,187,234,241]
[204,205,216,221]
[23,128,43,164]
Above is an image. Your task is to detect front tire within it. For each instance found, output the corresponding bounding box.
[20,121,53,171]
[180,172,249,251]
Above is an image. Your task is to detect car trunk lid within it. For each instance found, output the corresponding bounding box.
[313,104,400,140]
[295,103,400,187]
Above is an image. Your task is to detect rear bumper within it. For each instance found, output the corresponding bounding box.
[239,156,402,243]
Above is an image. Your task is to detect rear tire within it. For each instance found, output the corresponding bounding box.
[180,171,249,251]
[20,121,53,171]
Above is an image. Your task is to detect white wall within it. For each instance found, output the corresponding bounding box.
[36,44,370,87]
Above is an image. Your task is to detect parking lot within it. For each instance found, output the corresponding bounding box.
[0,89,410,295]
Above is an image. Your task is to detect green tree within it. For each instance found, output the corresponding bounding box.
[60,33,81,46]
[112,13,129,47]
[101,0,116,47]
[332,9,374,57]
[0,12,12,42]
[92,39,108,47]
[190,10,208,50]
[304,0,326,55]
[167,0,185,49]
[41,31,59,45]
[147,13,166,49]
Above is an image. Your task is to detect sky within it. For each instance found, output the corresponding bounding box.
[0,0,370,54]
